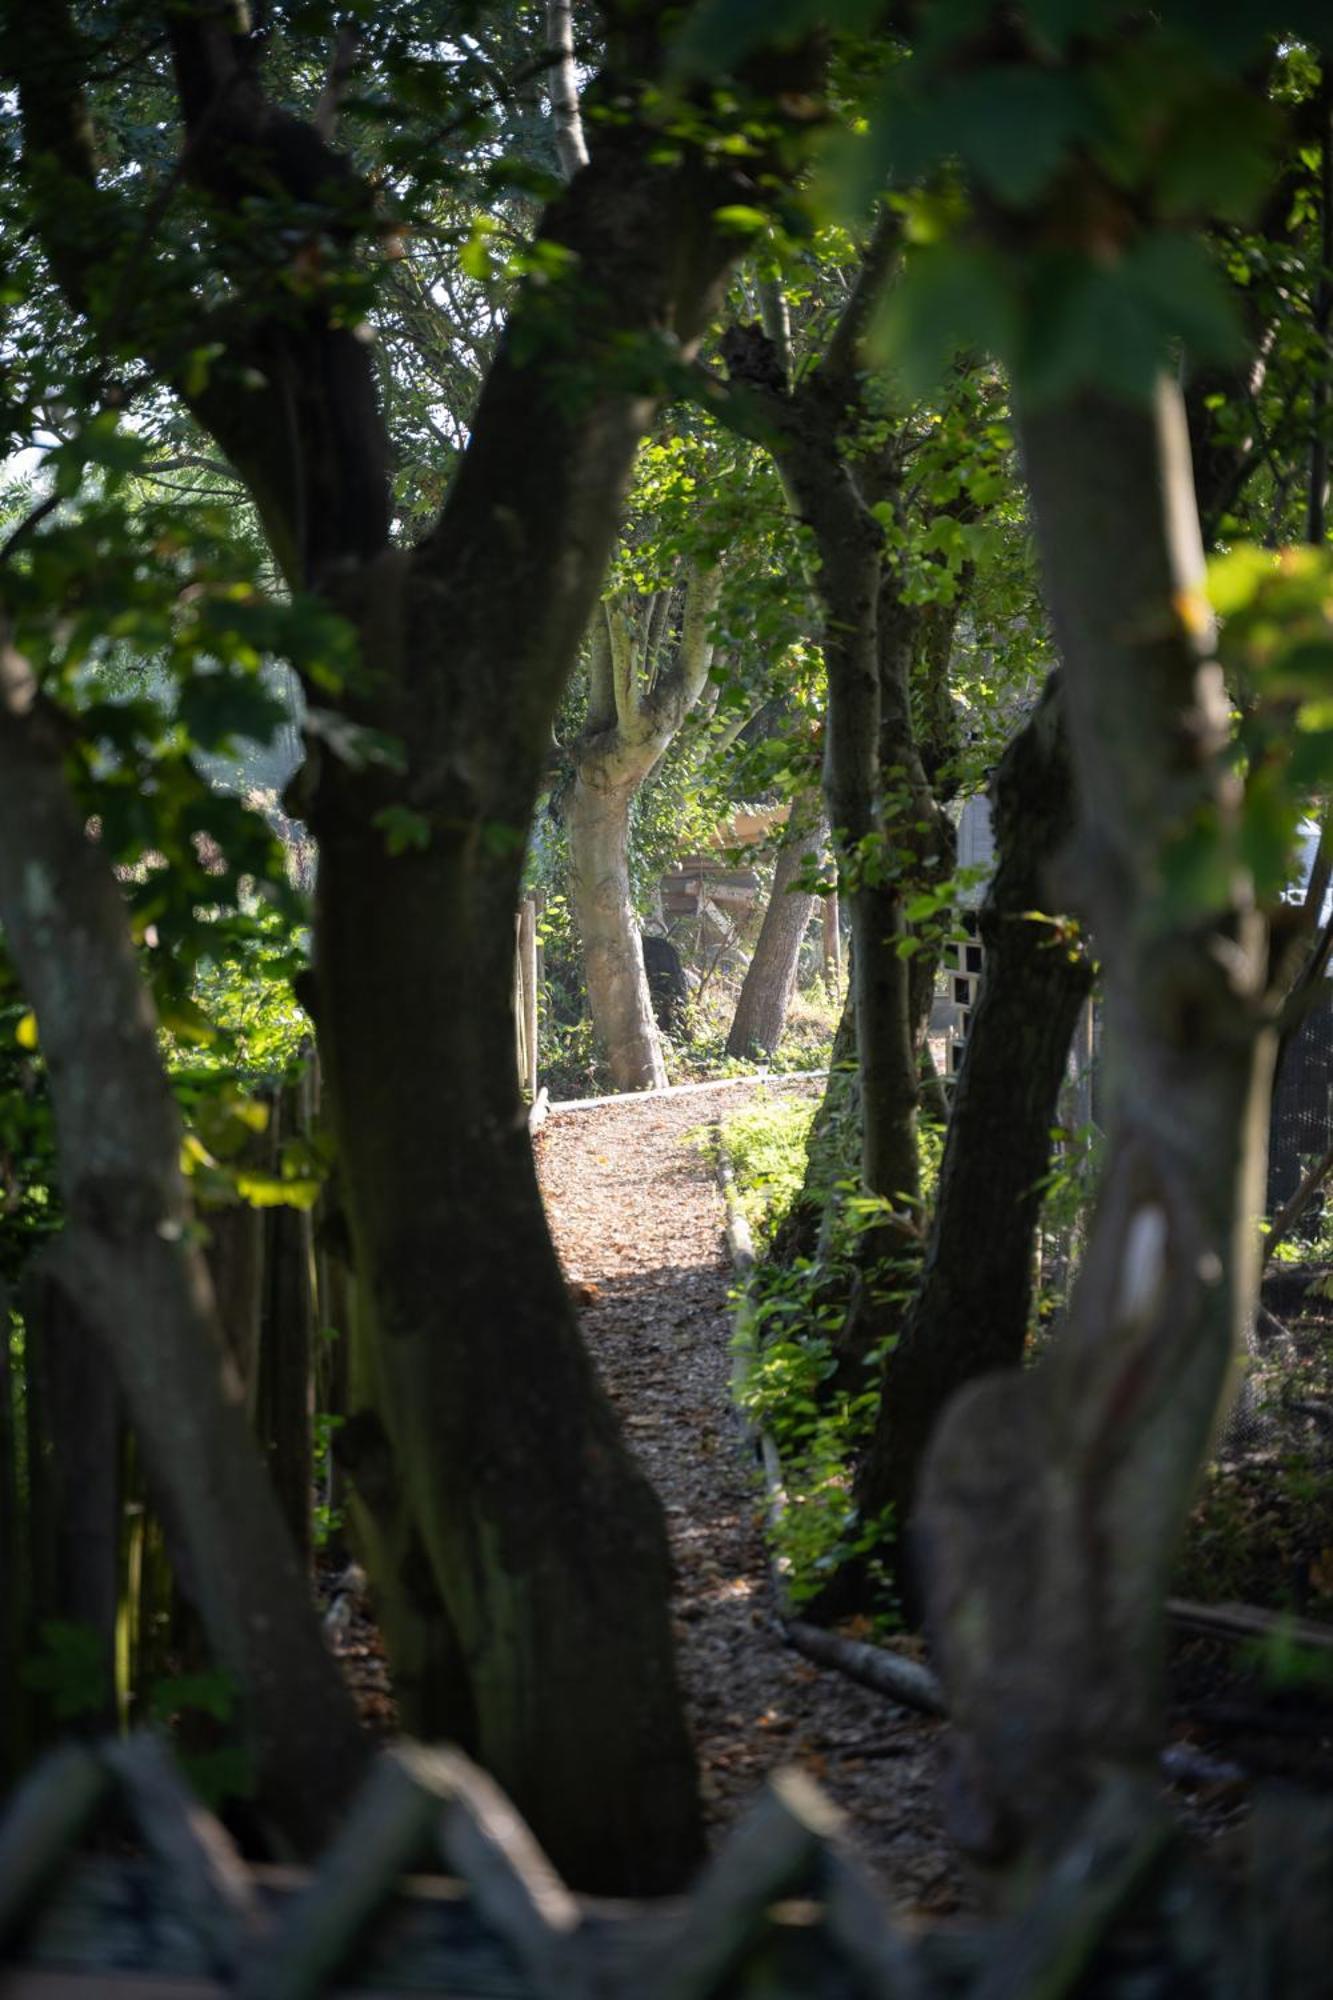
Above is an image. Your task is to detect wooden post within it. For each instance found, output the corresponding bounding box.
[821,890,841,999]
[17,1268,120,1742]
[256,1085,315,1573]
[519,898,539,1100]
[514,911,527,1091]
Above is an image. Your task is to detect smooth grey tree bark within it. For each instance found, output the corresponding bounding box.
[726,795,825,1059]
[568,568,721,1091]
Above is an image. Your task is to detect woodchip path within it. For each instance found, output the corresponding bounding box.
[536,1076,965,1917]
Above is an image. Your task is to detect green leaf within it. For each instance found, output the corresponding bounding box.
[671,0,880,73]
[233,1167,323,1210]
[952,67,1089,205]
[870,241,1017,392]
[178,674,290,752]
[372,804,432,855]
[1155,88,1276,222]
[1239,762,1301,902]
[712,205,771,237]
[160,996,218,1048]
[177,1746,255,1810]
[21,1622,109,1720]
[149,1670,236,1724]
[1016,236,1240,405]
[1207,544,1278,618]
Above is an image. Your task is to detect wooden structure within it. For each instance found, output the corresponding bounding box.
[940,915,984,1079]
[514,896,540,1100]
[3,1728,1332,1995]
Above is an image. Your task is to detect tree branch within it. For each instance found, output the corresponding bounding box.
[545,1,589,179]
[606,596,642,731]
[586,612,616,732]
[818,204,904,398]
[644,563,721,731]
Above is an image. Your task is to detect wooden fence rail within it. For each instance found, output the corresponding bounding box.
[1,1729,1332,1996]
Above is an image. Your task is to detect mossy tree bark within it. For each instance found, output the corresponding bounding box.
[0,623,368,1855]
[917,378,1280,1868]
[9,0,822,1889]
[720,219,941,1256]
[858,673,1093,1575]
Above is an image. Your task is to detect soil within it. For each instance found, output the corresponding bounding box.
[536,1075,965,1918]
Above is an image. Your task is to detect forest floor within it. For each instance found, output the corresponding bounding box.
[536,1074,965,1919]
[321,1074,1333,1910]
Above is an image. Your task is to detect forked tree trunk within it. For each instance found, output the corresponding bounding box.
[726,802,824,1059]
[568,572,721,1093]
[916,379,1277,1869]
[859,673,1093,1572]
[568,772,667,1090]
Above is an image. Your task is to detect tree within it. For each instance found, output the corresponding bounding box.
[568,565,722,1089]
[711,278,1015,1391]
[857,672,1092,1584]
[2,0,823,1888]
[725,791,825,1060]
[861,30,1332,1601]
[858,8,1316,1868]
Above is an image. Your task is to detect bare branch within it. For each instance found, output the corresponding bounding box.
[545,1,589,179]
[606,596,642,731]
[819,204,904,398]
[313,22,361,140]
[586,613,616,731]
[645,563,721,730]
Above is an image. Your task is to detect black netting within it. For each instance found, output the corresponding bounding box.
[1267,986,1333,1223]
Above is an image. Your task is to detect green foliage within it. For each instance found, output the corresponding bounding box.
[147,1670,255,1808]
[312,1412,346,1551]
[719,1102,938,1616]
[0,983,60,1280]
[715,1096,818,1243]
[21,1622,109,1722]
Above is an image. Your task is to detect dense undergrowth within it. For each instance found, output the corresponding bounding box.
[721,1090,1333,1650]
[538,927,840,1101]
[717,1093,926,1620]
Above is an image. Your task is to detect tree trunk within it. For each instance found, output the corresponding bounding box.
[567,571,721,1091]
[568,771,667,1090]
[777,435,922,1224]
[859,673,1093,1570]
[821,888,841,996]
[257,1191,316,1573]
[0,637,368,1856]
[770,987,860,1266]
[313,764,702,1893]
[0,1279,29,1784]
[916,379,1277,1869]
[726,804,824,1059]
[8,7,818,1891]
[18,1267,120,1738]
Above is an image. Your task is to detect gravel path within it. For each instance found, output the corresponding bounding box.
[537,1077,964,1916]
